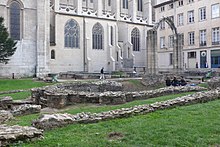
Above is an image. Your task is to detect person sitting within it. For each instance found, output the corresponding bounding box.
[165,77,171,86]
[179,76,187,86]
[171,77,179,86]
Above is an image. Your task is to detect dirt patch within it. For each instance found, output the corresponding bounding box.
[120,80,164,92]
[120,80,145,92]
[108,132,124,141]
[40,107,59,114]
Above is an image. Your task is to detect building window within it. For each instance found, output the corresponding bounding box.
[160,20,165,30]
[168,3,174,9]
[188,0,194,3]
[160,6,165,12]
[188,32,195,45]
[168,16,174,28]
[92,23,104,50]
[212,27,220,45]
[178,0,183,7]
[169,53,173,65]
[188,10,194,23]
[160,37,165,49]
[178,13,184,26]
[168,35,174,48]
[169,16,174,22]
[51,50,55,59]
[108,0,111,6]
[110,26,113,45]
[200,30,206,46]
[188,52,196,58]
[122,0,128,9]
[131,28,140,51]
[212,4,220,18]
[137,0,143,11]
[10,1,21,40]
[64,19,80,48]
[180,33,184,46]
[199,7,206,21]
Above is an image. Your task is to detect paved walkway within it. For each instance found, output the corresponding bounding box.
[57,77,143,83]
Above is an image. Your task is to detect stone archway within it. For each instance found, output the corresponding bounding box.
[147,17,183,74]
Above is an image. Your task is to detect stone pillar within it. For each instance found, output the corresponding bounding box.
[129,0,136,22]
[206,49,211,69]
[112,0,120,20]
[54,0,60,12]
[75,0,82,14]
[177,34,183,70]
[147,29,157,74]
[173,34,183,73]
[94,0,103,17]
[36,0,50,77]
[143,0,152,24]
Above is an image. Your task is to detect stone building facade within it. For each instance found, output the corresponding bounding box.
[154,0,220,71]
[0,0,153,77]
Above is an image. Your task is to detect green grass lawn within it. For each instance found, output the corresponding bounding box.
[2,79,218,146]
[7,91,220,147]
[0,79,52,91]
[0,91,31,100]
[7,92,194,127]
[19,99,220,147]
[0,79,53,100]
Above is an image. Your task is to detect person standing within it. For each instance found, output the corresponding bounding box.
[196,62,198,68]
[205,61,208,68]
[100,67,105,80]
[165,77,171,86]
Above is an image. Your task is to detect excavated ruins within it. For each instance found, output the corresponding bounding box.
[32,88,220,130]
[31,80,206,108]
[2,79,220,146]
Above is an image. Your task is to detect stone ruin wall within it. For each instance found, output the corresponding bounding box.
[1,79,219,146]
[32,88,220,130]
[0,125,43,146]
[142,74,165,87]
[208,78,220,89]
[31,81,207,109]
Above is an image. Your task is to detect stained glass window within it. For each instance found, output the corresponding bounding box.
[10,2,21,40]
[92,23,104,50]
[122,0,128,9]
[131,28,140,51]
[137,0,143,11]
[64,19,80,48]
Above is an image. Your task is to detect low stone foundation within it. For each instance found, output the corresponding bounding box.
[0,125,43,146]
[0,96,41,117]
[32,89,219,130]
[0,96,13,110]
[0,110,13,124]
[207,78,220,89]
[32,83,206,109]
[31,84,206,109]
[11,104,41,116]
[142,74,165,87]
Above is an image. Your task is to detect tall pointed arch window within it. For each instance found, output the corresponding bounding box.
[64,19,80,48]
[92,23,104,50]
[131,28,140,51]
[10,1,21,40]
[122,0,128,9]
[137,0,143,11]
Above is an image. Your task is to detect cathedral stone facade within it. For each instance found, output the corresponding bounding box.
[0,0,153,77]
